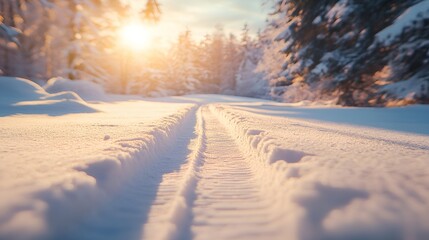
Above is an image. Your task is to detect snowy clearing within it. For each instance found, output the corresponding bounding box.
[1,78,429,240]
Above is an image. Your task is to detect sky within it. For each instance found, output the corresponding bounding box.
[129,0,271,46]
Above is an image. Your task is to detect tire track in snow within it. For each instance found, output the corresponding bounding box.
[149,106,281,239]
[64,105,291,240]
[189,106,275,240]
[64,107,199,240]
[210,104,429,240]
[144,107,206,240]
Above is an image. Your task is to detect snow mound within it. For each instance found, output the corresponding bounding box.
[0,77,97,116]
[44,77,107,101]
[0,77,46,104]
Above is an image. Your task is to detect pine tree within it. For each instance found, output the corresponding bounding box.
[206,25,225,93]
[241,23,250,51]
[221,34,242,94]
[169,29,201,95]
[236,24,267,97]
[375,0,429,104]
[258,0,428,105]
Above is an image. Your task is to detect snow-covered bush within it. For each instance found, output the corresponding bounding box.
[44,77,107,101]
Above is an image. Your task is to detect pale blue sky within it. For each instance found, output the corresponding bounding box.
[129,0,271,46]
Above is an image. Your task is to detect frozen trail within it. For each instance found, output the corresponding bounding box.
[139,118,198,240]
[140,106,276,240]
[189,106,274,239]
[64,108,199,240]
[51,102,429,240]
[2,91,429,240]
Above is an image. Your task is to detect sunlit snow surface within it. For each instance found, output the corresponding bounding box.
[1,79,429,240]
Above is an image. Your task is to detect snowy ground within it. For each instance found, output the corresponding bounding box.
[1,78,429,240]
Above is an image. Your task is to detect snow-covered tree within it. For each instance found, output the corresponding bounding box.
[168,29,201,94]
[236,24,267,98]
[258,0,429,106]
[205,25,225,92]
[62,0,117,82]
[375,0,429,105]
[221,34,242,94]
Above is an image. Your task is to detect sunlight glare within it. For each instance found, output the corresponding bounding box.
[119,22,150,51]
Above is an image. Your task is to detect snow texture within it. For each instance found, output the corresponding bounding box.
[326,0,354,27]
[377,0,429,44]
[210,102,429,239]
[44,77,108,101]
[0,22,21,45]
[0,92,428,240]
[0,77,97,116]
[380,73,429,101]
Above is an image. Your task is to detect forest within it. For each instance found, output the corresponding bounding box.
[1,0,428,106]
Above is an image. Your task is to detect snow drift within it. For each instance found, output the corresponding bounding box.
[0,96,197,239]
[210,103,429,240]
[44,77,107,101]
[0,77,97,116]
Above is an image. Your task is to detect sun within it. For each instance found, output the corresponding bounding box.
[119,22,151,51]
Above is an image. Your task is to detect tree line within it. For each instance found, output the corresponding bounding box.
[1,0,428,106]
[126,24,267,97]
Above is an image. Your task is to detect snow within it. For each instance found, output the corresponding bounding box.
[280,39,294,53]
[235,57,268,98]
[311,62,328,75]
[0,23,21,45]
[0,77,97,116]
[211,102,429,239]
[326,0,354,27]
[0,23,21,38]
[380,73,429,102]
[312,16,322,25]
[44,77,108,101]
[376,0,429,44]
[1,90,429,240]
[0,97,196,239]
[274,22,295,41]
